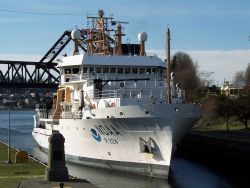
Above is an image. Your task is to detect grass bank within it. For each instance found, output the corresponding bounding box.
[0,141,45,188]
[194,117,247,132]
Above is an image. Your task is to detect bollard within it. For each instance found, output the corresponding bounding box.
[59,182,64,188]
[45,131,68,181]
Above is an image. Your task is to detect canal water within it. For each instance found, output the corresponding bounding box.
[0,110,247,188]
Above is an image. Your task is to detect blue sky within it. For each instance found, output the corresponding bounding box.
[0,0,250,84]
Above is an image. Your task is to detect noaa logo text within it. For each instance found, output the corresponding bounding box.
[91,128,101,142]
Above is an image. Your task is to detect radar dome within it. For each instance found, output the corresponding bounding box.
[138,32,147,42]
[71,29,81,40]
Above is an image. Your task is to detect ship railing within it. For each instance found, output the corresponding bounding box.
[146,52,158,57]
[61,112,74,119]
[91,88,185,100]
[62,74,81,83]
[81,73,165,86]
[64,73,98,83]
[60,111,82,119]
[172,89,185,99]
[90,90,118,99]
[68,74,80,81]
[94,73,164,81]
[36,108,54,119]
[90,88,169,100]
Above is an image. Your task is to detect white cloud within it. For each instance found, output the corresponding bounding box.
[148,49,250,85]
[0,54,41,61]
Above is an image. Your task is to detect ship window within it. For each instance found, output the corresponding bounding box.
[83,67,88,73]
[72,68,79,74]
[152,68,157,74]
[96,67,102,73]
[125,68,131,74]
[118,68,124,74]
[132,68,138,74]
[103,67,109,73]
[146,68,151,74]
[65,68,71,74]
[110,67,116,74]
[139,68,145,74]
[160,68,163,75]
[89,67,94,73]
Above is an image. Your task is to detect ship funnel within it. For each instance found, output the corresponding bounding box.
[138,32,147,56]
[71,29,81,55]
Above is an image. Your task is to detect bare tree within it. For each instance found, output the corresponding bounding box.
[171,52,201,101]
[216,95,234,130]
[245,63,250,86]
[233,70,245,87]
[233,95,250,129]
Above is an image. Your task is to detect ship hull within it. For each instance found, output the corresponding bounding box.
[32,104,201,179]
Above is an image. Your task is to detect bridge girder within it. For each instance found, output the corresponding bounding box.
[0,60,59,89]
[0,30,88,89]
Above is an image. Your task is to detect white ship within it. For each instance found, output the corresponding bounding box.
[32,10,202,179]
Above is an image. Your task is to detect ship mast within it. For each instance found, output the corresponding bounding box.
[86,9,113,55]
[166,28,171,103]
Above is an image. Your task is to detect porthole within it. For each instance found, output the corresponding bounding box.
[119,112,124,116]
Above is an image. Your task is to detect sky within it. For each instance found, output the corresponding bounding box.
[0,0,250,85]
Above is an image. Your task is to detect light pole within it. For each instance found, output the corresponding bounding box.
[3,99,13,164]
[7,105,11,164]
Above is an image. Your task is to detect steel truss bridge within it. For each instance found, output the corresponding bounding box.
[0,30,87,89]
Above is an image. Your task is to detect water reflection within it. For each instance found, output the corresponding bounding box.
[33,147,170,188]
[33,147,233,188]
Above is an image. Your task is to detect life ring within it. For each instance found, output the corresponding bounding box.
[92,104,96,109]
[111,102,116,107]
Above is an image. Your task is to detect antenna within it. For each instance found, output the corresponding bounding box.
[166,28,171,103]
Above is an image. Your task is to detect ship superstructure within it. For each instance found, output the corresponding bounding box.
[32,10,202,179]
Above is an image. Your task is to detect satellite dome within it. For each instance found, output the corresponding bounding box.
[138,32,147,42]
[71,29,81,40]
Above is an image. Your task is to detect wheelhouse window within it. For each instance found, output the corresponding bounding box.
[96,67,102,73]
[110,67,116,74]
[152,68,157,74]
[103,67,109,73]
[160,68,164,75]
[118,67,124,74]
[72,67,80,74]
[132,68,138,74]
[125,68,131,74]
[146,68,151,74]
[139,68,145,74]
[89,67,94,73]
[65,68,71,74]
[83,67,88,73]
